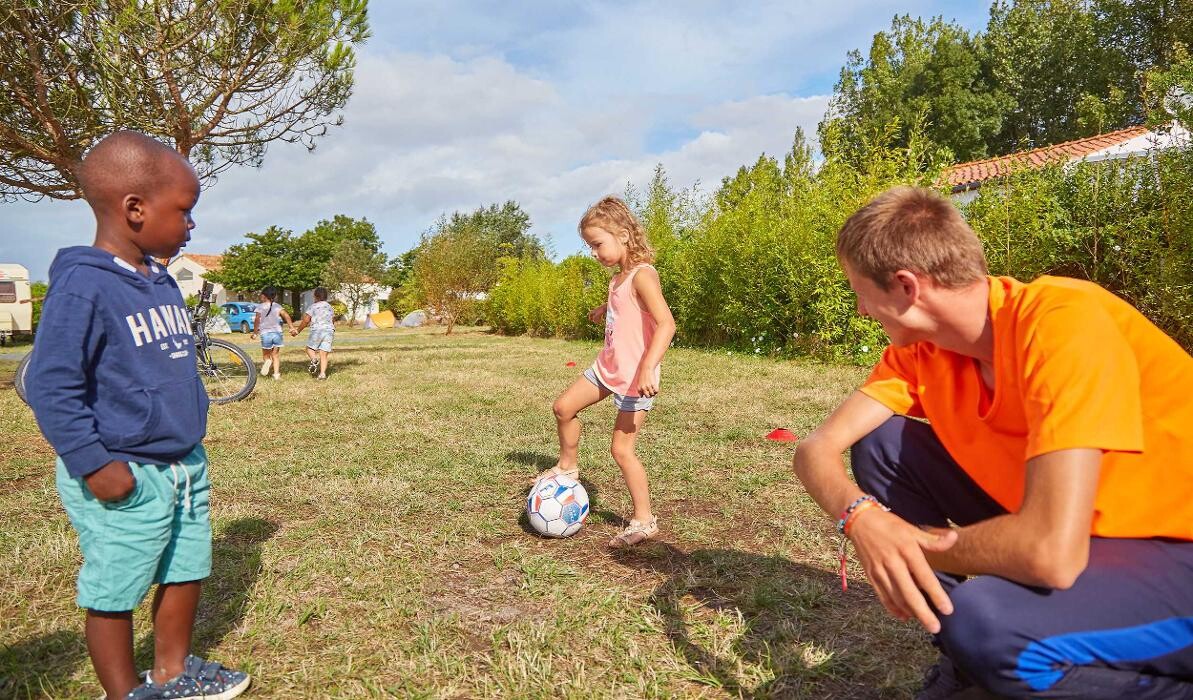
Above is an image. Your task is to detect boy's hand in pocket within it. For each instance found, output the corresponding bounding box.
[85,460,136,502]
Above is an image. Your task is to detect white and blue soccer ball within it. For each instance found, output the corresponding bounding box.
[527,475,590,537]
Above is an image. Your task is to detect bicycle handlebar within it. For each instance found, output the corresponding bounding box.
[190,281,216,332]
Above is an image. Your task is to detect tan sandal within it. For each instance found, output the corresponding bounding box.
[532,465,579,484]
[608,516,659,548]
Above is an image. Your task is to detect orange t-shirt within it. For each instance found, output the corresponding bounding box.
[860,275,1193,540]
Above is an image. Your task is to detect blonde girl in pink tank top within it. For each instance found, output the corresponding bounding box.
[534,196,676,547]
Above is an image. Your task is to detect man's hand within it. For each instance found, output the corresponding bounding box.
[84,460,136,503]
[250,332,257,340]
[587,304,607,324]
[848,509,958,633]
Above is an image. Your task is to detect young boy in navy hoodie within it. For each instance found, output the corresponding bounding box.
[25,132,250,700]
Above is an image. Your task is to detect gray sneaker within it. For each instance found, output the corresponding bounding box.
[125,655,251,700]
[916,655,971,700]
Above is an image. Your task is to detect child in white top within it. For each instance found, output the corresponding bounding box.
[291,286,335,380]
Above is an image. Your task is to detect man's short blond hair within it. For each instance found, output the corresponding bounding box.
[836,186,988,290]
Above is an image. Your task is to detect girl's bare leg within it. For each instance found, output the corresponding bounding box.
[611,409,652,522]
[537,376,608,480]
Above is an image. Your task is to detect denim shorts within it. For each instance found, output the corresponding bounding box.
[307,329,334,353]
[584,366,655,412]
[56,444,212,612]
[260,330,284,349]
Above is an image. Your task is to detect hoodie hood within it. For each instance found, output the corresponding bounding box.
[49,246,174,289]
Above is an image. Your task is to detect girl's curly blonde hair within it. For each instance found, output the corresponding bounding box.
[579,195,654,269]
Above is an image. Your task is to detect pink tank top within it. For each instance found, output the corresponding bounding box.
[593,264,660,396]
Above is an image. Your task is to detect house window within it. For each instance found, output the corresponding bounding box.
[176,268,194,281]
[0,281,15,303]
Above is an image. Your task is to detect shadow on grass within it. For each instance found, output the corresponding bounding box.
[263,357,363,376]
[0,629,88,698]
[612,542,910,699]
[0,520,278,697]
[133,517,278,668]
[506,450,554,472]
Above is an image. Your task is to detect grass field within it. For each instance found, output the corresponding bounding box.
[0,327,933,699]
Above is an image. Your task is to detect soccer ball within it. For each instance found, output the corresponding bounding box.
[527,475,590,537]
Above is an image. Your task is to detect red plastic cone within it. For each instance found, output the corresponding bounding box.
[565,361,577,367]
[766,428,798,442]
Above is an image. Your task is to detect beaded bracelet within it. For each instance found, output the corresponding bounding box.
[842,499,883,536]
[835,494,890,591]
[836,494,886,534]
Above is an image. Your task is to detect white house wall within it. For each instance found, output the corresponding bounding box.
[1083,123,1190,164]
[167,261,227,306]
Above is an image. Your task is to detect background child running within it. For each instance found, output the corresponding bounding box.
[536,195,676,548]
[24,131,249,700]
[291,286,335,380]
[250,286,295,380]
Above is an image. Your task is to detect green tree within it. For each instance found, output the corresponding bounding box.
[0,0,369,201]
[205,226,300,300]
[445,201,545,261]
[985,0,1135,148]
[820,15,1010,164]
[321,239,385,326]
[293,215,382,291]
[1096,0,1193,82]
[624,163,702,259]
[30,281,47,331]
[210,214,381,312]
[410,221,495,335]
[1145,45,1193,125]
[378,248,419,317]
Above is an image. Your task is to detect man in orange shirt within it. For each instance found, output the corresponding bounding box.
[794,186,1193,699]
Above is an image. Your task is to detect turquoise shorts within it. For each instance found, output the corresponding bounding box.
[56,444,212,612]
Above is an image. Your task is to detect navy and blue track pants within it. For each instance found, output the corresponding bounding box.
[852,416,1193,698]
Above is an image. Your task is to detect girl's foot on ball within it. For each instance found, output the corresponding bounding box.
[532,465,579,484]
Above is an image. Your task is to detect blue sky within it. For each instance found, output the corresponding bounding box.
[0,1,992,281]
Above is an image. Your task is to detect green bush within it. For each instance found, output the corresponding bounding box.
[487,255,609,339]
[381,286,419,319]
[30,281,47,332]
[330,299,348,322]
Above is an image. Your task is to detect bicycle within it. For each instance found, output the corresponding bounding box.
[190,281,257,403]
[14,281,256,405]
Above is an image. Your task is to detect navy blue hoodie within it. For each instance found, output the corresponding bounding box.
[27,247,208,478]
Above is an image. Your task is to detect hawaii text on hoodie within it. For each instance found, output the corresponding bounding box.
[27,247,209,478]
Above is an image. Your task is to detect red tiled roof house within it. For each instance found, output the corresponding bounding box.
[943,123,1190,203]
[166,253,250,306]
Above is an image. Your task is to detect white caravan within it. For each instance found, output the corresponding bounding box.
[0,264,33,345]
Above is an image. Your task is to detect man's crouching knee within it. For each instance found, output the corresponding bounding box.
[938,576,1034,697]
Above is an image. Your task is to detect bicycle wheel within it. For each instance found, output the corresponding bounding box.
[13,352,31,405]
[197,338,257,404]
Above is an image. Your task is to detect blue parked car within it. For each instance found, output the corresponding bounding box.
[221,302,257,333]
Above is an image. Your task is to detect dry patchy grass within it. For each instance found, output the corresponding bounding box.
[0,327,932,698]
